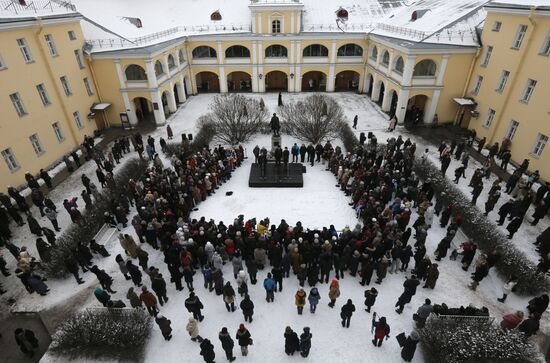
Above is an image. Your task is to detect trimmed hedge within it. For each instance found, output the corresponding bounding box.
[50,308,152,357]
[163,121,217,159]
[43,158,149,277]
[420,316,540,363]
[413,160,550,295]
[338,121,359,152]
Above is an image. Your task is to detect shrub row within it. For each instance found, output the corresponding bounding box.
[43,158,149,278]
[338,121,360,152]
[163,121,217,159]
[413,159,550,295]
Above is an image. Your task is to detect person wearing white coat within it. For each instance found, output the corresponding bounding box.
[424,206,434,228]
[498,276,518,303]
[212,252,224,271]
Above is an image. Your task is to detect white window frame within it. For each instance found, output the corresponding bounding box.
[481,46,493,67]
[83,77,94,96]
[541,31,550,56]
[44,34,58,56]
[531,133,548,157]
[2,148,20,172]
[10,92,27,116]
[506,120,519,140]
[17,38,33,63]
[512,24,528,50]
[36,83,51,106]
[492,21,502,32]
[272,19,281,33]
[29,133,45,155]
[74,49,85,69]
[472,75,483,95]
[73,111,84,129]
[495,70,510,93]
[0,54,6,70]
[483,108,496,128]
[52,122,65,142]
[68,30,76,40]
[520,78,537,103]
[60,76,72,96]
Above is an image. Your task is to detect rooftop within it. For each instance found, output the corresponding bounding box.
[0,0,78,19]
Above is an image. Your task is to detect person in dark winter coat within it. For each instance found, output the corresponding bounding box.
[200,338,216,363]
[240,294,254,322]
[527,294,549,316]
[185,292,205,321]
[64,255,84,284]
[151,274,168,305]
[372,315,391,347]
[14,328,39,358]
[414,299,433,329]
[284,326,300,356]
[340,299,356,328]
[155,314,172,340]
[223,281,236,312]
[518,315,540,337]
[126,260,142,286]
[364,287,378,313]
[308,287,321,313]
[219,327,236,362]
[27,215,42,236]
[299,327,312,357]
[90,265,116,293]
[127,287,143,308]
[507,216,523,239]
[497,200,513,225]
[140,286,159,316]
[400,330,420,362]
[236,324,252,356]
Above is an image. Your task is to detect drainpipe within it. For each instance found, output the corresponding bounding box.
[486,5,537,144]
[34,17,80,146]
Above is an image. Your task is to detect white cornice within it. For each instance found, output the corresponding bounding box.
[0,14,81,31]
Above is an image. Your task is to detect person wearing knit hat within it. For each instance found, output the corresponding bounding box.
[219,327,236,362]
[328,280,340,308]
[299,327,312,357]
[235,324,252,356]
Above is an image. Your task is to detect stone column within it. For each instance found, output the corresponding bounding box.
[395,89,410,124]
[150,90,166,125]
[424,89,440,124]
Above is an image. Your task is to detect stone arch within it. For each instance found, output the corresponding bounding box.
[337,43,363,57]
[393,56,404,74]
[192,45,217,59]
[265,70,288,91]
[381,50,390,67]
[133,96,154,123]
[167,54,177,71]
[335,70,360,91]
[302,71,327,91]
[370,45,378,61]
[265,44,288,58]
[406,94,429,124]
[125,64,147,81]
[227,71,252,92]
[303,44,329,57]
[413,59,437,76]
[195,71,220,93]
[178,49,186,63]
[225,45,250,58]
[154,60,165,77]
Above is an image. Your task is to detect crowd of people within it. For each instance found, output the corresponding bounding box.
[1,121,549,361]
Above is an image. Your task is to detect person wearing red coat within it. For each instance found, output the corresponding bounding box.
[500,311,524,329]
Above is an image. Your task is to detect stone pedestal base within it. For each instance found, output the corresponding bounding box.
[271,135,281,153]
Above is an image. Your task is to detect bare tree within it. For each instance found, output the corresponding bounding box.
[279,94,345,144]
[200,94,268,145]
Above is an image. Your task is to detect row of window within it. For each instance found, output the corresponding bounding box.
[472,73,537,104]
[369,47,437,77]
[0,31,82,71]
[2,120,78,172]
[9,76,94,117]
[191,43,363,59]
[491,21,550,55]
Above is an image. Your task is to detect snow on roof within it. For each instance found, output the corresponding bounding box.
[370,0,489,46]
[0,0,78,19]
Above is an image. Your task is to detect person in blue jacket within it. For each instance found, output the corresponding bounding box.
[263,273,276,302]
[308,287,321,313]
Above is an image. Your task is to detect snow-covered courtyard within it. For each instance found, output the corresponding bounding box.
[1,93,548,363]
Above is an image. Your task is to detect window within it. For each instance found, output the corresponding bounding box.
[44,34,58,56]
[492,21,502,32]
[125,64,147,81]
[52,122,65,142]
[29,134,44,155]
[1,148,19,172]
[413,59,437,76]
[483,108,496,128]
[381,51,390,66]
[167,54,177,70]
[192,46,217,59]
[9,92,27,116]
[532,133,548,157]
[520,79,537,103]
[73,111,84,129]
[178,49,185,63]
[512,24,528,49]
[370,46,378,61]
[272,20,281,34]
[68,30,77,40]
[60,76,72,96]
[495,70,510,93]
[337,44,363,57]
[303,44,328,57]
[154,60,165,76]
[541,32,550,56]
[225,45,251,58]
[472,75,483,95]
[265,44,288,57]
[36,83,51,105]
[210,10,222,21]
[506,120,519,140]
[0,54,6,70]
[481,46,493,67]
[17,38,33,63]
[83,77,94,96]
[74,49,85,68]
[393,57,404,74]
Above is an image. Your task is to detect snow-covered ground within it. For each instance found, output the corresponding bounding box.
[1,93,547,362]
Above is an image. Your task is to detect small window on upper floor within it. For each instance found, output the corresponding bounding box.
[520,78,537,103]
[17,38,34,63]
[492,21,502,32]
[68,30,77,40]
[272,20,281,34]
[10,92,27,117]
[0,54,6,70]
[481,46,493,67]
[211,10,222,21]
[512,24,528,50]
[74,49,85,69]
[540,31,550,56]
[336,7,348,20]
[2,148,20,172]
[44,34,58,57]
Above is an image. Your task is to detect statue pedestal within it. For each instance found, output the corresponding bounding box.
[271,135,281,153]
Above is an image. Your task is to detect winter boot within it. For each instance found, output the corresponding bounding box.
[497,294,507,303]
